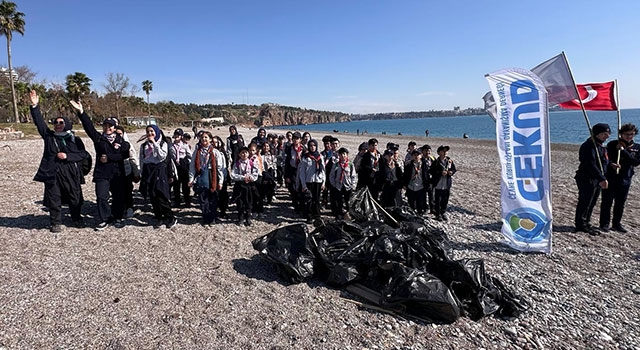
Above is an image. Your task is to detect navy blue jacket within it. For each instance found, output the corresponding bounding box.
[605,139,640,186]
[403,159,430,189]
[429,156,456,189]
[78,112,130,182]
[575,138,608,184]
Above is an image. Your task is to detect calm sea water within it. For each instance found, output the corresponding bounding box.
[275,109,640,145]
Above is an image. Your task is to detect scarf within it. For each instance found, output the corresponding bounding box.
[103,133,116,144]
[194,144,217,192]
[229,126,239,141]
[54,131,74,147]
[307,151,323,174]
[293,144,303,166]
[339,156,349,182]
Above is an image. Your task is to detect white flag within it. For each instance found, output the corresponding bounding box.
[485,68,553,254]
[531,53,579,105]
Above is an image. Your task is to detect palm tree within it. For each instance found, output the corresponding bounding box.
[65,72,92,103]
[142,79,152,116]
[0,1,25,123]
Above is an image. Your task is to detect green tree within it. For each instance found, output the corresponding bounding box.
[65,72,92,102]
[0,0,25,123]
[142,79,152,116]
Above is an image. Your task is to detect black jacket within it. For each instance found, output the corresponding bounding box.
[430,156,456,189]
[575,138,608,183]
[403,159,430,189]
[605,139,640,186]
[78,112,130,182]
[31,105,87,184]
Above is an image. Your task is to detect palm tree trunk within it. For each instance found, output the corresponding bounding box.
[147,93,150,116]
[6,38,18,123]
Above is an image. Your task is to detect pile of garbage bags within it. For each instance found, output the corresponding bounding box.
[252,188,529,323]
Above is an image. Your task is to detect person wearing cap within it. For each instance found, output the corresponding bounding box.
[574,123,612,235]
[359,138,382,199]
[298,139,325,224]
[284,131,305,213]
[30,90,88,233]
[403,150,430,216]
[405,141,417,164]
[171,128,192,207]
[139,125,178,229]
[599,123,640,233]
[71,100,131,231]
[329,147,357,220]
[430,145,456,221]
[226,125,245,164]
[321,136,336,209]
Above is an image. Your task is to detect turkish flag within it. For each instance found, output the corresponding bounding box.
[558,81,617,110]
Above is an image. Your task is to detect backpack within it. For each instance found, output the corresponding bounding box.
[81,152,92,176]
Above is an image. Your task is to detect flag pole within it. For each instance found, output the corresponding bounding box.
[615,79,622,174]
[562,51,605,176]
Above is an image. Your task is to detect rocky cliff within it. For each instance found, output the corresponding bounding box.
[255,103,350,126]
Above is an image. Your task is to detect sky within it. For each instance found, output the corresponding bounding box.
[9,0,640,114]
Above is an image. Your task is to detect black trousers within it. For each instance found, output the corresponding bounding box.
[330,187,352,217]
[95,177,126,222]
[434,188,451,216]
[172,166,191,205]
[575,178,601,228]
[304,182,323,219]
[599,183,631,228]
[197,190,218,224]
[406,188,426,215]
[44,181,82,225]
[234,182,255,219]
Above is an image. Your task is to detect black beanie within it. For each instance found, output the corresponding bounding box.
[592,123,611,135]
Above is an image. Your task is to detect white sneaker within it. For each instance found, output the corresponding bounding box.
[125,208,134,218]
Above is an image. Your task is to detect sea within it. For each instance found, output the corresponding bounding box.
[274,109,640,145]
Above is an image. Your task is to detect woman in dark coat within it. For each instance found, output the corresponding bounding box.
[226,125,245,164]
[70,100,130,231]
[30,90,87,233]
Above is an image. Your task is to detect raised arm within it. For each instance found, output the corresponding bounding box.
[29,90,49,138]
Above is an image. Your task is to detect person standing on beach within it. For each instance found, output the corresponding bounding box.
[574,123,612,235]
[230,147,259,226]
[359,138,381,200]
[421,145,436,214]
[403,150,430,216]
[71,100,130,231]
[599,123,639,233]
[226,125,245,164]
[329,147,357,220]
[190,131,221,227]
[30,90,88,232]
[171,128,192,207]
[430,145,456,221]
[250,127,268,148]
[298,139,325,224]
[285,132,305,213]
[139,125,177,229]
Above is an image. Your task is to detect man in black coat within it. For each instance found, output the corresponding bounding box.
[599,123,640,233]
[574,123,612,235]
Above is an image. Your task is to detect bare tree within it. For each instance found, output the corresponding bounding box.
[103,72,130,118]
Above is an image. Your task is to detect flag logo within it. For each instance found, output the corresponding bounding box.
[505,208,550,243]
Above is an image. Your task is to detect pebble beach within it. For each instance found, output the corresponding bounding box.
[0,125,638,349]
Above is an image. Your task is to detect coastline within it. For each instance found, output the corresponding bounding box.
[0,125,637,348]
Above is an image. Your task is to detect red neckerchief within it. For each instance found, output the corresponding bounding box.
[293,144,303,165]
[339,157,349,182]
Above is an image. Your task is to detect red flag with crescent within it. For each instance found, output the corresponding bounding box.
[558,81,617,110]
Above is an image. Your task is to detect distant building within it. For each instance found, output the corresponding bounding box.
[124,115,160,126]
[200,117,225,124]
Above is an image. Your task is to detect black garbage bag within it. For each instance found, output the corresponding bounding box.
[252,223,315,284]
[348,187,381,222]
[388,206,428,225]
[381,262,461,324]
[401,222,453,263]
[312,221,375,286]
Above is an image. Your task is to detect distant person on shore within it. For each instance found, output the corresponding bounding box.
[463,133,469,139]
[599,123,640,233]
[574,123,612,235]
[226,125,245,164]
[30,90,88,232]
[430,145,456,221]
[71,100,130,231]
[425,129,430,137]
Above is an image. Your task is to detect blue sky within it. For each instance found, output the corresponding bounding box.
[10,0,640,114]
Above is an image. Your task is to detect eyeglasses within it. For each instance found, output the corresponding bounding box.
[54,120,65,125]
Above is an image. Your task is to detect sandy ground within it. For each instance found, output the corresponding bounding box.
[0,125,638,349]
